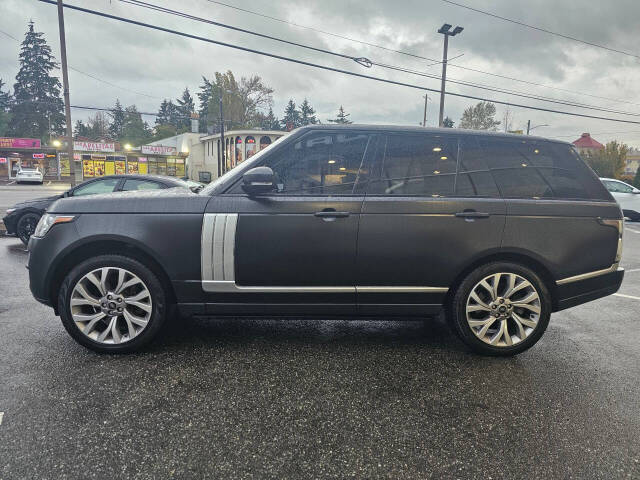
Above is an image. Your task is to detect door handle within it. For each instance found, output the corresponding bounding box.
[455,211,490,219]
[314,210,350,219]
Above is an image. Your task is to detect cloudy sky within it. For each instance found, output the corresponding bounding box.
[1,0,640,147]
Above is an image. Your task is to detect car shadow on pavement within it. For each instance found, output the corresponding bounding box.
[150,312,470,355]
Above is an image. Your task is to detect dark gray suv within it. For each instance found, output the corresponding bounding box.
[27,125,624,355]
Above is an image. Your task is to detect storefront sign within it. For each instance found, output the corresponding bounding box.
[0,157,7,164]
[0,137,41,149]
[73,141,115,153]
[33,153,45,159]
[141,145,177,155]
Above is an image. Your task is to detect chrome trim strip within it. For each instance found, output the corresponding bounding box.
[201,214,215,282]
[223,214,237,281]
[356,286,449,293]
[202,213,238,283]
[556,263,620,285]
[202,282,449,293]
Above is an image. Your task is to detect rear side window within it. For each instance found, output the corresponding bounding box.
[367,134,458,197]
[264,132,370,194]
[480,138,610,200]
[122,179,164,191]
[603,179,634,193]
[72,177,120,196]
[456,136,501,197]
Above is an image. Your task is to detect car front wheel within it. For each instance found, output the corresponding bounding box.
[16,212,41,245]
[450,262,551,356]
[58,255,167,353]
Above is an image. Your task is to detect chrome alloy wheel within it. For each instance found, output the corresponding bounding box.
[465,272,541,347]
[70,267,152,344]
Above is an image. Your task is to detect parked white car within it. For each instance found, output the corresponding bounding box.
[600,177,640,221]
[15,167,44,184]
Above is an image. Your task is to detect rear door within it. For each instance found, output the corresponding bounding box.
[202,130,373,315]
[356,132,506,316]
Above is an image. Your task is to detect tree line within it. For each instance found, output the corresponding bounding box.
[0,21,353,147]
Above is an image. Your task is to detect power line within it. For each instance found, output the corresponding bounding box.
[118,0,640,118]
[550,130,640,139]
[441,0,640,60]
[38,0,640,126]
[202,0,640,109]
[0,27,160,99]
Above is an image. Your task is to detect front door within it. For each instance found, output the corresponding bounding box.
[356,133,506,315]
[202,130,373,315]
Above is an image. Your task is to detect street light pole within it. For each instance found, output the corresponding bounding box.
[56,0,75,186]
[422,94,428,127]
[219,94,225,173]
[437,24,463,127]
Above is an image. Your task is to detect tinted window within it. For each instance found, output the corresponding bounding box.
[480,138,609,200]
[72,178,119,196]
[122,179,164,191]
[367,134,458,196]
[456,136,500,197]
[265,132,370,194]
[603,180,634,193]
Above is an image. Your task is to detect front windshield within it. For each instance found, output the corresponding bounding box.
[200,134,287,195]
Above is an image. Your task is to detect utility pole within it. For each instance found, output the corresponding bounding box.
[527,120,531,135]
[437,24,463,127]
[422,95,428,127]
[56,0,75,186]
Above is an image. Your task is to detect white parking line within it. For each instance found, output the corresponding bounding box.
[0,412,3,425]
[626,228,640,234]
[624,268,640,273]
[614,293,640,301]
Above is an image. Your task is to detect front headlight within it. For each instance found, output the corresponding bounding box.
[5,208,16,215]
[33,214,75,238]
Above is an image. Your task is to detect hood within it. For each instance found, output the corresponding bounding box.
[47,187,210,214]
[12,194,64,210]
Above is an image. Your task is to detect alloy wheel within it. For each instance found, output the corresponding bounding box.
[465,272,541,347]
[70,267,152,344]
[18,215,38,243]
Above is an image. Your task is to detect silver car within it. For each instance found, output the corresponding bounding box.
[15,166,44,184]
[600,177,640,221]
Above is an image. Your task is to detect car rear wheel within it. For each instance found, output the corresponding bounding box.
[450,262,551,356]
[58,255,167,353]
[16,212,41,245]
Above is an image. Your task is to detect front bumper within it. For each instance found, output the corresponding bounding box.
[555,268,624,311]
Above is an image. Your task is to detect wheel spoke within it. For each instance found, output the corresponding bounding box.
[513,312,537,328]
[491,273,501,299]
[116,277,142,294]
[512,301,540,314]
[85,272,105,296]
[502,320,513,346]
[489,320,506,345]
[469,290,491,310]
[478,279,496,301]
[110,318,122,344]
[512,315,527,340]
[73,284,100,306]
[100,268,110,295]
[467,304,491,313]
[123,290,150,303]
[97,317,116,342]
[477,317,497,338]
[123,309,148,328]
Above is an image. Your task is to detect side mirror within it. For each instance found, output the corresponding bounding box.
[63,190,70,197]
[242,166,275,195]
[633,188,640,194]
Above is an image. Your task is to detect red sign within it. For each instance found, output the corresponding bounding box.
[0,137,41,149]
[33,153,45,159]
[0,157,7,164]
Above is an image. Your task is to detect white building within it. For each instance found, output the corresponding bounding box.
[193,130,285,182]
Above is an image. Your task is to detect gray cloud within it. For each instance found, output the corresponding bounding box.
[1,0,640,146]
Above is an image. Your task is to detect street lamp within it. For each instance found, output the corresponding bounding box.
[437,23,464,127]
[52,139,61,148]
[527,122,549,135]
[124,143,132,151]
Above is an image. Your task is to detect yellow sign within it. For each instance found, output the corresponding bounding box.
[115,161,125,175]
[105,161,115,175]
[83,160,94,178]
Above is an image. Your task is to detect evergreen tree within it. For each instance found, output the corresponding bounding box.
[281,99,301,130]
[197,77,213,132]
[442,116,454,128]
[327,105,352,124]
[108,99,126,139]
[0,79,11,136]
[9,21,64,141]
[73,120,89,138]
[261,107,281,130]
[176,87,195,132]
[299,98,318,126]
[156,99,179,128]
[120,105,152,146]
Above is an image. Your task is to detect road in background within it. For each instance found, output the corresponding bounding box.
[0,184,69,213]
[0,227,639,478]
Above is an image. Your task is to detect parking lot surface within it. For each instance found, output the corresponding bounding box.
[1,227,639,478]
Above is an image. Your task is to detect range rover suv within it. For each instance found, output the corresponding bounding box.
[27,126,624,356]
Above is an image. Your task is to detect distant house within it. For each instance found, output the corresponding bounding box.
[625,148,640,176]
[572,133,604,156]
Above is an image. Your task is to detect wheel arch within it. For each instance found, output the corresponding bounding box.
[445,250,559,310]
[48,236,177,314]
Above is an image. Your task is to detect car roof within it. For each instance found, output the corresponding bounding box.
[294,124,571,146]
[78,174,184,186]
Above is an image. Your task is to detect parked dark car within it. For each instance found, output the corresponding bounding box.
[3,174,200,245]
[27,126,624,355]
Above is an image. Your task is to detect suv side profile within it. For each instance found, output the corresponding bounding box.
[27,126,624,356]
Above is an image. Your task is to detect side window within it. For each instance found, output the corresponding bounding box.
[456,136,500,197]
[605,180,633,193]
[265,132,370,194]
[72,178,120,196]
[122,179,164,191]
[367,134,458,196]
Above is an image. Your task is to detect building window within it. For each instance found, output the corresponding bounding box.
[260,136,272,150]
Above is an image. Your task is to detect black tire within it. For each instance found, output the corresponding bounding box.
[16,212,41,245]
[58,254,167,353]
[449,262,551,356]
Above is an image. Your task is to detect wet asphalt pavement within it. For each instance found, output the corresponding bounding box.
[1,230,639,479]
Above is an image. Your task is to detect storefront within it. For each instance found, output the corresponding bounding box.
[0,137,59,180]
[140,144,186,178]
